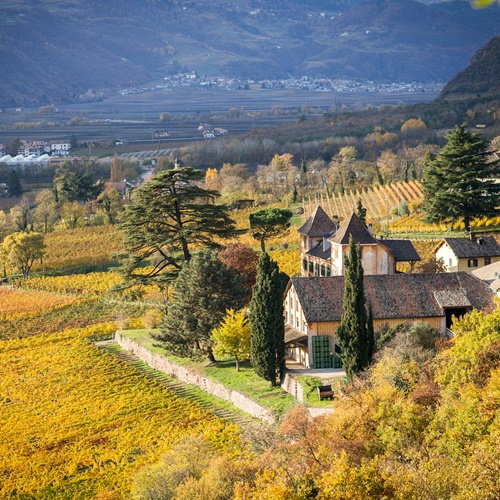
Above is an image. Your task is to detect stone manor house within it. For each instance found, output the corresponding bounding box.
[284,206,495,368]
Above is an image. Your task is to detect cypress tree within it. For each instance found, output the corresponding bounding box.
[336,235,374,381]
[249,253,285,386]
[367,301,375,362]
[356,198,367,226]
[7,170,23,197]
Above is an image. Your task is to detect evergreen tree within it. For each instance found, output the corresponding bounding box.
[54,162,103,202]
[110,154,123,182]
[249,207,293,252]
[157,249,246,361]
[7,170,23,197]
[367,302,375,362]
[70,134,78,150]
[7,138,21,156]
[119,166,239,286]
[336,236,374,381]
[356,198,367,226]
[422,124,500,231]
[299,159,307,177]
[249,253,286,386]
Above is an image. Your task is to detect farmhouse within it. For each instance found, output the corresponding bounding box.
[284,273,494,368]
[435,234,500,273]
[471,260,500,296]
[50,142,71,157]
[299,206,420,277]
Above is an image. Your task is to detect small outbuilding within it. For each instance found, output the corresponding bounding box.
[435,234,500,273]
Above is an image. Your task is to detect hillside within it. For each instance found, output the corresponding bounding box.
[439,34,500,100]
[0,0,499,106]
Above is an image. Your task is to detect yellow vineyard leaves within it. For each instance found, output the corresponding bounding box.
[0,288,81,320]
[39,225,124,270]
[0,324,241,498]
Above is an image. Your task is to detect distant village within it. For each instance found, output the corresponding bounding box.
[120,74,444,97]
[0,140,72,169]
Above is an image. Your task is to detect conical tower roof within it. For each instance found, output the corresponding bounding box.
[329,212,377,245]
[298,205,336,236]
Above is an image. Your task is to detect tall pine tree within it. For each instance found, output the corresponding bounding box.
[249,253,285,386]
[7,170,23,197]
[336,236,374,382]
[157,249,246,362]
[422,124,500,231]
[119,166,239,287]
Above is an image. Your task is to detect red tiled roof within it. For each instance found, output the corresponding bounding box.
[291,273,494,323]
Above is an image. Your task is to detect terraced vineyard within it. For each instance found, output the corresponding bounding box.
[38,225,124,271]
[303,180,423,223]
[100,343,255,427]
[0,324,244,498]
[302,181,500,235]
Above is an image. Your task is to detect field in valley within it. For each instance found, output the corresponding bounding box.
[0,87,438,147]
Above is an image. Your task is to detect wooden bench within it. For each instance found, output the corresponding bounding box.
[317,384,334,401]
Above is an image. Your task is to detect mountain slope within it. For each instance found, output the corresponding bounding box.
[0,0,499,106]
[438,34,500,99]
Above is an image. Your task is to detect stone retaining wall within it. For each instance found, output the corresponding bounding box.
[281,373,305,403]
[115,332,275,424]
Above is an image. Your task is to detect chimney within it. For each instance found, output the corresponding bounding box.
[367,223,373,236]
[470,232,476,242]
[322,236,331,253]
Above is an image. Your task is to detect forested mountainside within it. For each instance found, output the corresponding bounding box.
[439,34,500,100]
[0,0,499,106]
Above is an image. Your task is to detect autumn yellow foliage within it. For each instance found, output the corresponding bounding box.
[20,272,123,294]
[39,225,124,270]
[268,249,300,277]
[0,287,80,320]
[0,324,242,498]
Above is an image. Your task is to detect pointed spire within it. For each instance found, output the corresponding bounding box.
[298,205,336,236]
[329,212,377,245]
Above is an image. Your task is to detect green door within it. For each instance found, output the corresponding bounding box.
[312,335,331,368]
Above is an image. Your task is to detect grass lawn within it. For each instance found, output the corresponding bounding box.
[296,375,342,408]
[120,329,296,417]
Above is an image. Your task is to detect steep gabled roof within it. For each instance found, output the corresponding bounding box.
[291,273,493,323]
[298,205,336,236]
[440,236,500,259]
[382,239,421,262]
[329,212,377,245]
